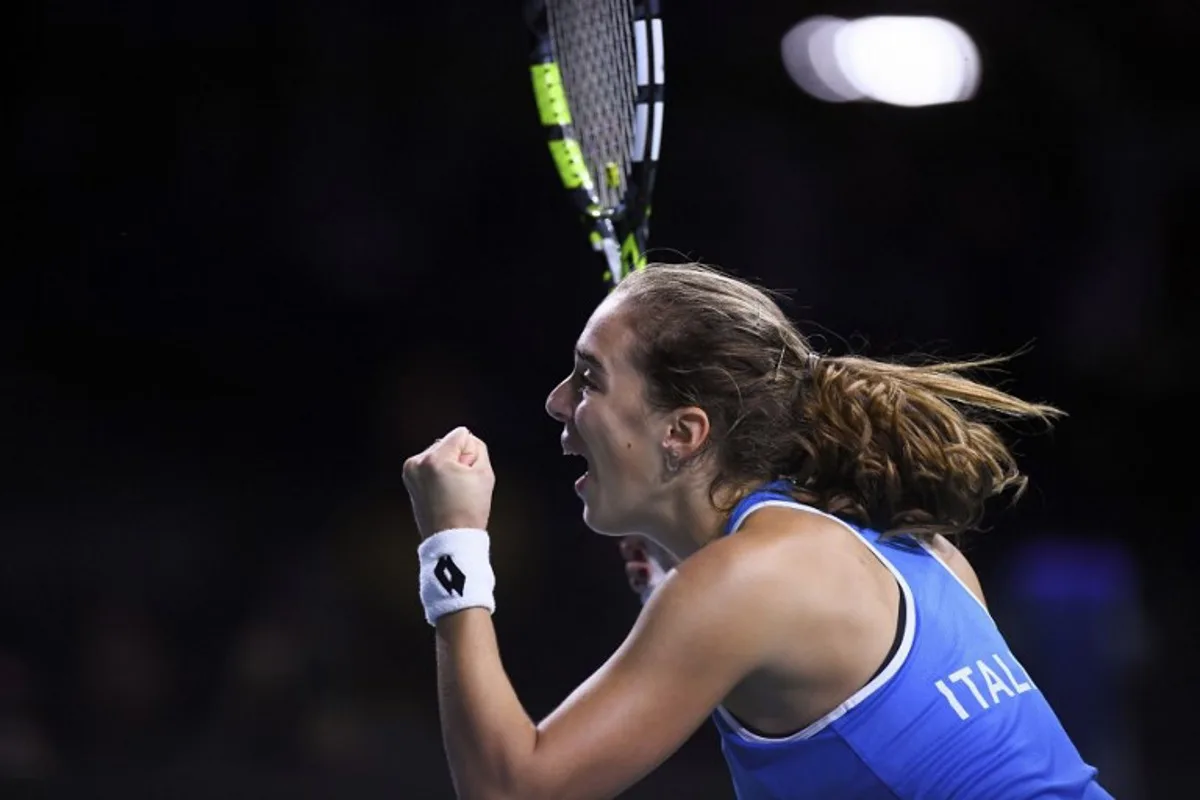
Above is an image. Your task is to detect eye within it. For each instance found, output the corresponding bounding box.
[573,368,597,393]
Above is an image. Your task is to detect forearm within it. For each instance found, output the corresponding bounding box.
[435,609,539,800]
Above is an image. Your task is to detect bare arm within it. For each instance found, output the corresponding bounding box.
[433,540,774,800]
[435,611,537,798]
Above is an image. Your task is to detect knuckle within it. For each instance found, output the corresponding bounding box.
[404,454,433,476]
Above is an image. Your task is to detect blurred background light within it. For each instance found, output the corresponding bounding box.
[780,16,863,103]
[782,15,981,107]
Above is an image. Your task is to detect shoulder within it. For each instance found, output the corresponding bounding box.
[677,505,848,591]
[658,506,875,648]
[704,503,878,582]
[928,534,988,608]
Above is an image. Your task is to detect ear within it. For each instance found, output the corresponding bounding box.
[664,406,711,460]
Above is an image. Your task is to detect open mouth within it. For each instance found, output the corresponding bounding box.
[562,438,591,496]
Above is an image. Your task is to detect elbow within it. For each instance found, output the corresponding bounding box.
[449,729,553,800]
[453,788,509,800]
[450,762,547,800]
[445,777,506,800]
[453,782,543,800]
[453,768,562,800]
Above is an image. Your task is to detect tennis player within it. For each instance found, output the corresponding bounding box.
[403,263,1113,799]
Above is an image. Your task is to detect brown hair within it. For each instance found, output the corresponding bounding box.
[612,263,1064,540]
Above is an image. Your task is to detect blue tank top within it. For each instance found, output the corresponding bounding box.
[711,483,1113,799]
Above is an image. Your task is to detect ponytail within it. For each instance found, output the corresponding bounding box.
[786,355,1064,539]
[611,262,1063,540]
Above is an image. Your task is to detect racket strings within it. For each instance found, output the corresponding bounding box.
[546,0,637,213]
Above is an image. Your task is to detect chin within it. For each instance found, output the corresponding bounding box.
[581,505,621,537]
[582,503,643,539]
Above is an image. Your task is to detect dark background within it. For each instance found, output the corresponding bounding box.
[7,0,1198,797]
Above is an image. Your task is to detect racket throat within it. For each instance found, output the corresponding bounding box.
[598,236,624,283]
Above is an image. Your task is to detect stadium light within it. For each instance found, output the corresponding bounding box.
[781,15,981,107]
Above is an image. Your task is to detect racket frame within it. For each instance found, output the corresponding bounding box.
[527,0,664,288]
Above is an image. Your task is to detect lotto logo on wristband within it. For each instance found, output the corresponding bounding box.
[434,555,467,596]
[418,529,494,625]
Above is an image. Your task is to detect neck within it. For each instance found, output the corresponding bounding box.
[645,478,758,561]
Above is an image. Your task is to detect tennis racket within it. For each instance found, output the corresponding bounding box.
[526,0,665,288]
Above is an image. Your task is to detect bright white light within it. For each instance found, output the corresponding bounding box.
[782,15,981,107]
[835,17,980,106]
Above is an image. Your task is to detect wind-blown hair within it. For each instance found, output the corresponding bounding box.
[612,263,1064,540]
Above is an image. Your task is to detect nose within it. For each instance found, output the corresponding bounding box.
[545,377,572,423]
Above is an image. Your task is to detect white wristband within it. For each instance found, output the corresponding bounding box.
[418,528,496,626]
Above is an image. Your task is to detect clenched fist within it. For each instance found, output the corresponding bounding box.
[402,426,496,539]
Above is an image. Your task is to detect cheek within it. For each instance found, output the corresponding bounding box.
[571,399,600,444]
[575,402,621,457]
[576,399,654,478]
[572,395,591,425]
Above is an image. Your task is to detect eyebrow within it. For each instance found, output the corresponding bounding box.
[575,347,607,375]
